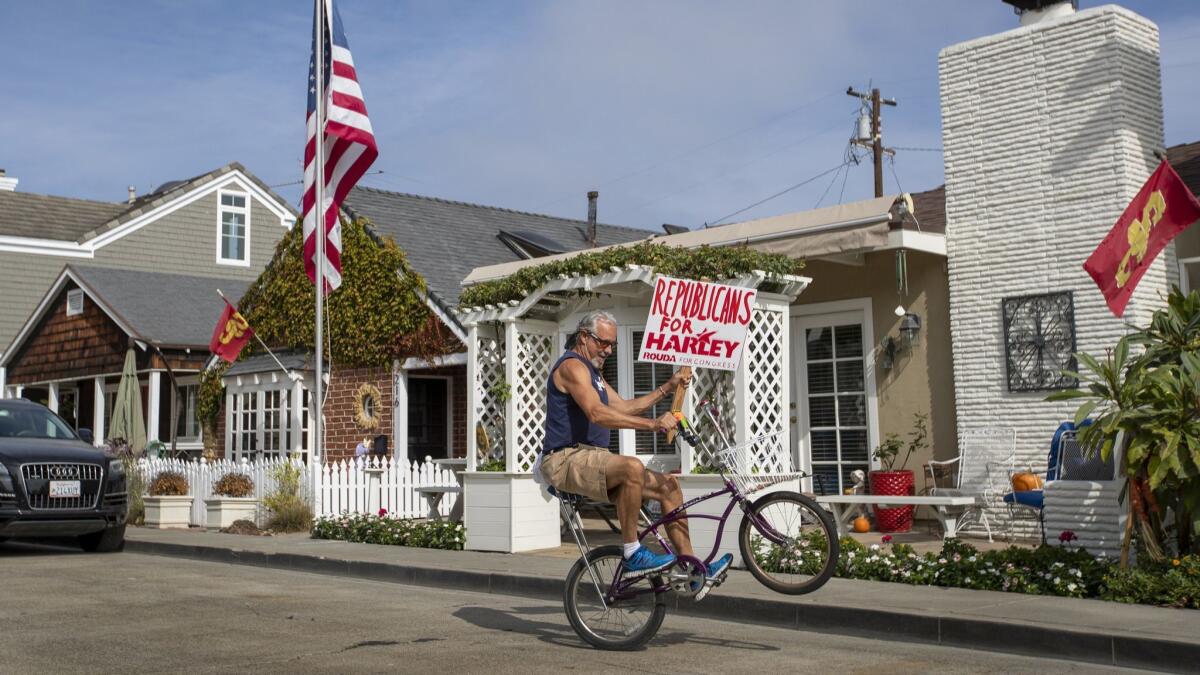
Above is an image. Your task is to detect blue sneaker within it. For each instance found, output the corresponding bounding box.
[706,553,733,580]
[693,554,733,601]
[623,546,676,577]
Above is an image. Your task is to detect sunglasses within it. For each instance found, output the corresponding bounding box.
[585,330,618,351]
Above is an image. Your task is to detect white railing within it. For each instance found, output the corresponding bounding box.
[137,456,459,527]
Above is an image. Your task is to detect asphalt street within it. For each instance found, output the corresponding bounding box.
[0,541,1144,674]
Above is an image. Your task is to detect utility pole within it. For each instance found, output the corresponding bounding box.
[846,86,897,198]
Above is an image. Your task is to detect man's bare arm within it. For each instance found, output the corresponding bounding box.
[556,360,673,432]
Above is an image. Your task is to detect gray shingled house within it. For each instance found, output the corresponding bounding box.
[0,163,297,452]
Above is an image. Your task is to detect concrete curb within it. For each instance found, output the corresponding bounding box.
[127,539,1198,672]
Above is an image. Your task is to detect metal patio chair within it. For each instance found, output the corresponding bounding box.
[925,426,1017,542]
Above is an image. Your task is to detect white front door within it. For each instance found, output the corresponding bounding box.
[791,304,879,495]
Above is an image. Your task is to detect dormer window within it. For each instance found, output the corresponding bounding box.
[217,190,250,266]
[66,289,84,317]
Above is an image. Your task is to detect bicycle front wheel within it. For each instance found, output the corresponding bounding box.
[739,491,839,595]
[564,544,667,650]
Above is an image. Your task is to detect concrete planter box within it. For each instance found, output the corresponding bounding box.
[463,471,559,553]
[205,497,259,531]
[677,474,801,567]
[143,495,193,529]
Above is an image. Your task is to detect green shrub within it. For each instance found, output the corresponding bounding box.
[148,471,188,496]
[754,536,1197,608]
[311,511,465,550]
[262,463,314,532]
[212,472,254,498]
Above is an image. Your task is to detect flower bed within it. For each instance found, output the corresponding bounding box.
[754,533,1199,609]
[311,510,465,550]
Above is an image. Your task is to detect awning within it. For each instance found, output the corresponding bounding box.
[462,195,900,287]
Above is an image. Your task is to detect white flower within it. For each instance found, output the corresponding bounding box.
[968,556,977,562]
[1068,583,1078,592]
[870,544,880,551]
[938,558,948,564]
[965,577,972,583]
[1054,577,1061,584]
[848,552,856,559]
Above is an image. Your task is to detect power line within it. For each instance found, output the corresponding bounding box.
[532,91,840,212]
[892,146,943,152]
[705,161,850,227]
[813,160,847,209]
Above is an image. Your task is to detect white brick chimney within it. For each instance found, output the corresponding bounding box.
[939,5,1167,467]
[0,169,17,192]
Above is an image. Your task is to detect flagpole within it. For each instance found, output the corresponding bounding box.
[313,0,327,468]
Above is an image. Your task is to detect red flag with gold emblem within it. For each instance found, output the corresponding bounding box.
[1084,160,1200,317]
[208,299,254,363]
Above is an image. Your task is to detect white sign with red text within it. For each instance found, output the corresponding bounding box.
[637,276,757,371]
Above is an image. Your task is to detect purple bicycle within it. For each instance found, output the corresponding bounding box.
[557,401,839,650]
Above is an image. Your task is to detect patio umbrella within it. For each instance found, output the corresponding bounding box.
[108,347,146,454]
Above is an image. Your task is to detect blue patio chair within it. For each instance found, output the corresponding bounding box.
[1002,420,1095,542]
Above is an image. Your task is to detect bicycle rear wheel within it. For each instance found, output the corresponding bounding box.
[564,544,667,650]
[739,491,839,595]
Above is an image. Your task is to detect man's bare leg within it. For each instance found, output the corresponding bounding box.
[642,469,695,558]
[604,455,646,546]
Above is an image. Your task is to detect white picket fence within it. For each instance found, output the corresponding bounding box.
[137,456,459,527]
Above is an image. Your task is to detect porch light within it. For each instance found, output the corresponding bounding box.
[900,312,922,348]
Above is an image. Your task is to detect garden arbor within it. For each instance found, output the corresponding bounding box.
[458,264,809,553]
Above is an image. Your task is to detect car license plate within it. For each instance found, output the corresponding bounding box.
[50,480,81,498]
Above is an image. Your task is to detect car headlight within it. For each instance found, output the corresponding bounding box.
[0,463,14,496]
[108,459,125,477]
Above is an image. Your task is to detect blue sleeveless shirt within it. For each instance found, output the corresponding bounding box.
[543,351,610,454]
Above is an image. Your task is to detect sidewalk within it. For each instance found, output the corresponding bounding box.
[125,526,1199,673]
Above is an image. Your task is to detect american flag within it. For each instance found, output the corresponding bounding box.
[303,0,377,293]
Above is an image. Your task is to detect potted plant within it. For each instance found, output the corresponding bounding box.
[205,472,257,531]
[143,470,192,529]
[870,412,929,532]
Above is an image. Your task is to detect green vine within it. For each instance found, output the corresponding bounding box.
[458,241,805,308]
[197,363,229,429]
[237,216,432,368]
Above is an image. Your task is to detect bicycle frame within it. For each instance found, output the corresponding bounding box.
[565,402,801,604]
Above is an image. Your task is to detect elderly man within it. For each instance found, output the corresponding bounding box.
[540,310,732,584]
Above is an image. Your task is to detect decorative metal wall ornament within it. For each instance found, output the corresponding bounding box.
[1001,291,1079,392]
[353,382,383,430]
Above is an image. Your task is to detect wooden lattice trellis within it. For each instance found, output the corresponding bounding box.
[745,307,789,473]
[468,325,504,469]
[688,368,735,471]
[510,326,556,472]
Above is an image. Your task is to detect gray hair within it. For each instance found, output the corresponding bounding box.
[566,310,616,349]
[576,310,617,335]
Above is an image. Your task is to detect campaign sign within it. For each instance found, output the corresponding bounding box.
[637,276,757,371]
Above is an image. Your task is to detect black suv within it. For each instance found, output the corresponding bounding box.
[0,398,127,552]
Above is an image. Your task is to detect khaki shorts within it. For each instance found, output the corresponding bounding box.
[542,444,613,503]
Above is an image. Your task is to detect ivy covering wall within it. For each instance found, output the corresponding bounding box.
[237,217,431,368]
[458,241,806,308]
[197,217,435,429]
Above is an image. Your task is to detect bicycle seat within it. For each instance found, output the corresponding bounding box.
[547,486,586,505]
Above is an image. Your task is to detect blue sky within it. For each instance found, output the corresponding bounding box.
[3,1,1199,231]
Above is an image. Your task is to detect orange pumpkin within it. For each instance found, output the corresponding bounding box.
[1011,472,1043,492]
[852,515,871,533]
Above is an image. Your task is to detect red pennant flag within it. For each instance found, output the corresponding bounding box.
[208,299,254,364]
[1084,160,1200,317]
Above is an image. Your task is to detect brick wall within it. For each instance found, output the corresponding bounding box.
[322,366,394,462]
[940,6,1167,469]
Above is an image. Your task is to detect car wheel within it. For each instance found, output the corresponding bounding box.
[79,525,125,553]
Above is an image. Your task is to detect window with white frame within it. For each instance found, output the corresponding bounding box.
[217,191,249,265]
[1181,257,1200,295]
[227,383,311,463]
[630,330,675,455]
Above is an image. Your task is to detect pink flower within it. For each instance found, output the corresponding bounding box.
[881,535,893,544]
[378,508,388,517]
[1058,530,1077,543]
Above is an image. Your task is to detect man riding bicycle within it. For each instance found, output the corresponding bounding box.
[540,310,733,582]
